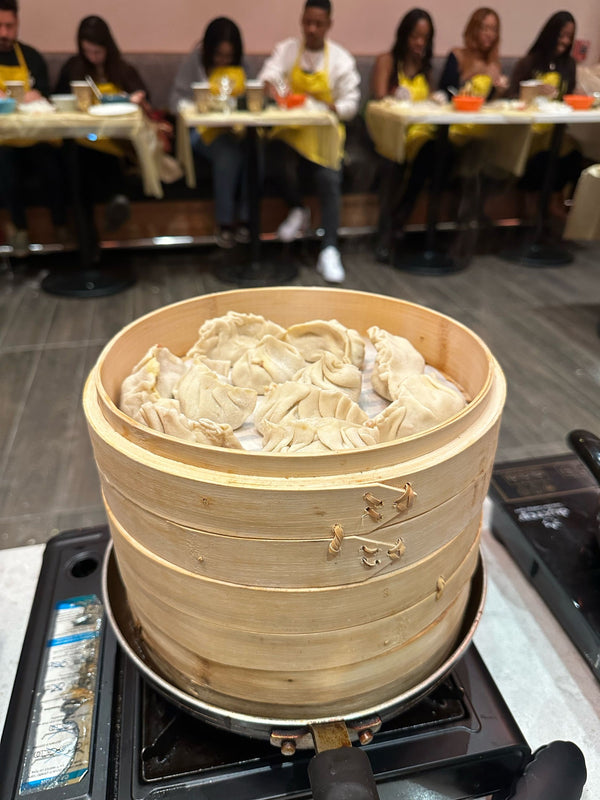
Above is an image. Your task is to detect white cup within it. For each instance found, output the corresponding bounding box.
[192,81,211,112]
[50,93,77,112]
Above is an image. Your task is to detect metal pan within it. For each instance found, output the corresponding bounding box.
[102,542,486,799]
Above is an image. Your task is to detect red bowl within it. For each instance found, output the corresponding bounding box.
[563,94,593,110]
[277,93,306,109]
[452,95,485,112]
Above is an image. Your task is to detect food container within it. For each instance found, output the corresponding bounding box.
[519,79,545,104]
[0,97,17,114]
[50,93,77,112]
[452,95,485,112]
[563,94,594,110]
[278,92,306,108]
[83,287,505,719]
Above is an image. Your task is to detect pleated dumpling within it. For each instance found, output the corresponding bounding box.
[255,381,367,434]
[282,319,364,365]
[294,352,362,401]
[186,311,285,364]
[328,319,365,368]
[231,335,306,394]
[138,398,243,448]
[119,345,188,419]
[261,418,379,453]
[367,326,426,401]
[173,362,257,429]
[366,373,466,440]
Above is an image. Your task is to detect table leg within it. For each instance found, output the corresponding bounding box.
[394,124,462,275]
[502,122,572,267]
[217,126,298,288]
[40,141,135,298]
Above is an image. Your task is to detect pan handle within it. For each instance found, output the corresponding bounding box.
[308,722,380,800]
[508,740,586,800]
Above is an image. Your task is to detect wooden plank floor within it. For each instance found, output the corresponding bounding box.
[1,228,599,548]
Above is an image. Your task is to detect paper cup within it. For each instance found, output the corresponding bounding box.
[4,80,25,103]
[519,80,544,105]
[192,82,211,112]
[245,80,264,113]
[70,81,94,111]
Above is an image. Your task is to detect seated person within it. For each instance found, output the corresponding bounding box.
[258,0,360,283]
[55,15,152,234]
[169,17,249,248]
[508,11,581,220]
[439,6,508,103]
[370,8,439,262]
[0,0,67,256]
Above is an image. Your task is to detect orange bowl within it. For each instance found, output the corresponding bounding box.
[452,95,485,112]
[563,94,593,110]
[277,93,306,109]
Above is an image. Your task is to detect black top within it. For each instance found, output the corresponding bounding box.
[54,54,149,99]
[438,51,497,101]
[0,41,50,96]
[507,53,576,99]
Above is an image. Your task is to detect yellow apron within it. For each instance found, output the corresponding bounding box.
[398,71,435,162]
[197,66,247,145]
[449,73,492,147]
[0,43,36,148]
[529,71,574,157]
[271,44,345,169]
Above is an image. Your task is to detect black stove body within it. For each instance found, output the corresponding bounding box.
[0,527,531,800]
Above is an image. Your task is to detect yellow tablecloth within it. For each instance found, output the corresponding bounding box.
[0,108,164,198]
[176,104,339,188]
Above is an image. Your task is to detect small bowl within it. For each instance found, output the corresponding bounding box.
[0,97,17,114]
[563,94,594,110]
[50,93,77,112]
[452,95,484,112]
[101,93,129,104]
[278,93,306,109]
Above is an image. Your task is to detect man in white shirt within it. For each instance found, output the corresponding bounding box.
[258,0,360,283]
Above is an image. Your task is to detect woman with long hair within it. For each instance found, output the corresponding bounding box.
[370,9,446,262]
[509,11,580,219]
[170,17,249,248]
[439,7,508,100]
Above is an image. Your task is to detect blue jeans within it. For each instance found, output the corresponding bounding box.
[190,129,248,227]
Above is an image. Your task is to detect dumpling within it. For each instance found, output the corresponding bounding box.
[367,326,426,401]
[138,399,243,448]
[328,319,366,368]
[366,373,466,440]
[173,362,257,429]
[261,417,380,453]
[255,382,367,434]
[294,352,362,401]
[231,335,306,394]
[186,311,285,363]
[119,345,187,419]
[282,319,362,364]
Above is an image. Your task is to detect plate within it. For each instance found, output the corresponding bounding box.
[88,102,138,116]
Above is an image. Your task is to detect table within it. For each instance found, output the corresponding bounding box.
[0,106,164,296]
[1,502,598,796]
[366,99,600,272]
[177,103,338,286]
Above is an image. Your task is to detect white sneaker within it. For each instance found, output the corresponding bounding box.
[277,207,310,242]
[316,246,345,283]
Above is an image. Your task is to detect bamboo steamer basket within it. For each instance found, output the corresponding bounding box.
[83,287,506,719]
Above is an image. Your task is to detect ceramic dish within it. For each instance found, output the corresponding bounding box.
[88,102,138,116]
[0,97,17,114]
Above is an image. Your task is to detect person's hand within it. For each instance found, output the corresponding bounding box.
[494,74,509,90]
[430,90,447,105]
[129,90,146,105]
[23,89,42,103]
[539,83,558,98]
[393,85,411,101]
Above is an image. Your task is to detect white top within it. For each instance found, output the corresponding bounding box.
[257,36,361,122]
[1,504,599,797]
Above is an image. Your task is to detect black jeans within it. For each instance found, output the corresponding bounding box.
[267,139,341,249]
[0,143,67,229]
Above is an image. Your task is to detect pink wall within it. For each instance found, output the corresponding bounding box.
[17,0,600,62]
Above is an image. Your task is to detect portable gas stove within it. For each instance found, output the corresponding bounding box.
[490,453,600,682]
[0,526,576,800]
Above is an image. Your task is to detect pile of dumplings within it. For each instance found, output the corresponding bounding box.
[118,311,467,453]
